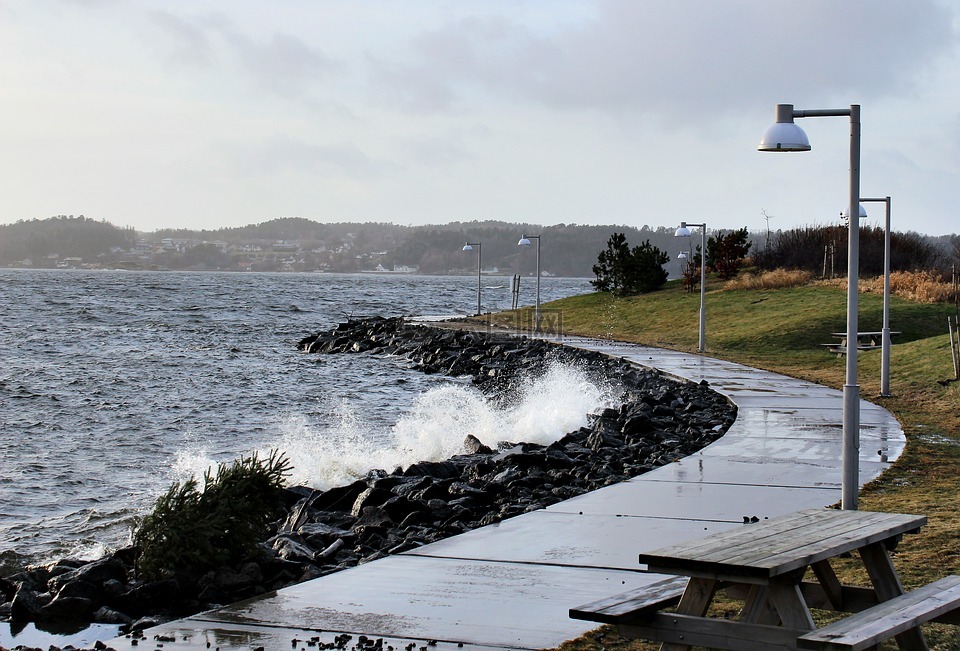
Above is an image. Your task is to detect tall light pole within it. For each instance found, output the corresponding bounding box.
[462,242,482,316]
[859,196,893,397]
[759,103,862,511]
[518,234,541,331]
[675,222,707,353]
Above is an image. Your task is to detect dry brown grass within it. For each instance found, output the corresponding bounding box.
[819,270,958,304]
[722,268,812,291]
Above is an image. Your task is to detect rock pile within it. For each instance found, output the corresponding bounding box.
[0,317,736,641]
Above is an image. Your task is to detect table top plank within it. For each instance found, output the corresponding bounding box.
[720,514,917,571]
[643,510,903,566]
[638,510,926,581]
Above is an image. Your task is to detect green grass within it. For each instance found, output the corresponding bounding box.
[484,278,960,650]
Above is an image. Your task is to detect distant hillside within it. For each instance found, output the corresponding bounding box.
[0,215,136,265]
[151,218,685,276]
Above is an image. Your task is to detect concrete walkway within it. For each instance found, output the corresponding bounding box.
[108,337,904,651]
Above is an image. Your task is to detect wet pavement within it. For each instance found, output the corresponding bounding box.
[107,336,904,651]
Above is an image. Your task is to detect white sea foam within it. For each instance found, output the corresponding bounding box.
[172,447,219,487]
[274,361,617,490]
[63,539,110,562]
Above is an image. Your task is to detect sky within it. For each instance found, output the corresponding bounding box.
[1,1,958,237]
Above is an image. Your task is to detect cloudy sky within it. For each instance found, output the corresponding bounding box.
[1,1,958,236]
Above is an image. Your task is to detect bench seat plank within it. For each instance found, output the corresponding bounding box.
[797,575,960,651]
[620,613,806,651]
[569,576,688,624]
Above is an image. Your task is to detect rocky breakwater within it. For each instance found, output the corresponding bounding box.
[287,316,737,550]
[0,317,736,644]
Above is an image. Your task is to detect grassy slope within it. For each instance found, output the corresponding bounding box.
[486,280,960,650]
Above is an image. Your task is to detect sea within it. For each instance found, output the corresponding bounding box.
[0,269,606,577]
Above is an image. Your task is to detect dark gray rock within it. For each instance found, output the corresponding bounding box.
[351,487,394,517]
[309,479,369,512]
[403,460,462,479]
[116,579,182,617]
[463,434,493,455]
[40,595,95,622]
[297,522,355,548]
[10,585,44,621]
[270,534,318,564]
[54,579,102,602]
[130,615,166,632]
[93,605,133,625]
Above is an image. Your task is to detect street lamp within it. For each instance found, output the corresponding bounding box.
[518,234,541,330]
[462,242,482,316]
[857,197,893,398]
[675,222,707,353]
[759,103,862,510]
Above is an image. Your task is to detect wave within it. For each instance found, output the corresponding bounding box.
[167,361,616,493]
[268,361,616,491]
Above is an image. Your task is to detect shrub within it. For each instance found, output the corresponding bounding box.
[680,248,702,293]
[134,451,292,581]
[756,224,945,276]
[722,268,812,291]
[818,270,958,304]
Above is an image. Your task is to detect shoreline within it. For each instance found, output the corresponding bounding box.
[1,317,736,650]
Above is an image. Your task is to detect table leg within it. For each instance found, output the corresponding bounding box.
[811,559,845,610]
[767,580,815,631]
[739,585,780,625]
[860,542,929,651]
[660,578,718,651]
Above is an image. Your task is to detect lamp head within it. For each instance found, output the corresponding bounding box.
[758,104,811,152]
[518,237,532,247]
[675,222,692,238]
[462,243,473,252]
[840,204,868,220]
[677,251,688,260]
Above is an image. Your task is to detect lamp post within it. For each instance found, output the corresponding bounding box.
[759,103,861,510]
[462,242,482,316]
[858,197,893,397]
[518,234,541,330]
[675,222,707,353]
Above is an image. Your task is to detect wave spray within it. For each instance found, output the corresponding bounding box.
[276,360,616,490]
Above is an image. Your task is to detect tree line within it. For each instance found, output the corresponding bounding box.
[590,224,957,297]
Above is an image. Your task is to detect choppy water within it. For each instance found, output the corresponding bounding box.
[0,269,598,571]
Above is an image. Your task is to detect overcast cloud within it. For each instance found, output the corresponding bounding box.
[1,0,958,235]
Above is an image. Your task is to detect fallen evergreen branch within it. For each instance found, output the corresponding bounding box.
[134,451,292,582]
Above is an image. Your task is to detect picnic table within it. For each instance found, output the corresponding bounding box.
[822,331,901,356]
[571,508,960,651]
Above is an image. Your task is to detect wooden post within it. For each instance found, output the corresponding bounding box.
[954,316,960,380]
[950,317,959,381]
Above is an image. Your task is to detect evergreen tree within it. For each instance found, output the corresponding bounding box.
[592,233,669,295]
[707,228,751,280]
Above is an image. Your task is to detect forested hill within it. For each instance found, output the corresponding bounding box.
[152,218,683,276]
[0,215,137,263]
[1,216,685,276]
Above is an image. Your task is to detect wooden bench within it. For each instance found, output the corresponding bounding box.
[797,574,960,651]
[570,575,688,625]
